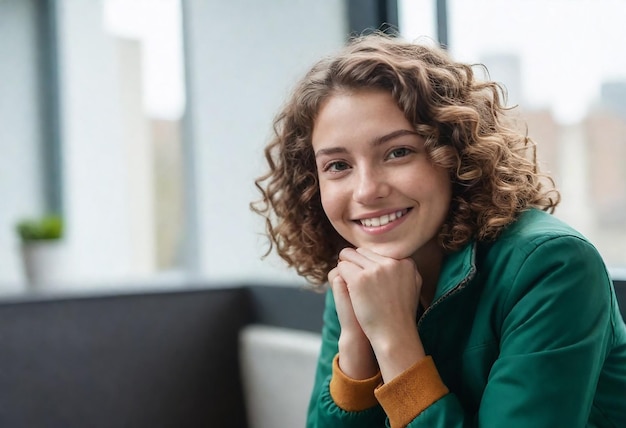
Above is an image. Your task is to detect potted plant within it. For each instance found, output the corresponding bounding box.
[16,215,65,289]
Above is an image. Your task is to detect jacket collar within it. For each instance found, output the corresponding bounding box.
[433,241,477,303]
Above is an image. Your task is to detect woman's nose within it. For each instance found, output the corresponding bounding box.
[352,169,390,204]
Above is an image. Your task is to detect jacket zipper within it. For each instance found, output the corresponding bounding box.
[417,251,477,329]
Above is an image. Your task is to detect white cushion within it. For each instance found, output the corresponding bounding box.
[239,325,322,428]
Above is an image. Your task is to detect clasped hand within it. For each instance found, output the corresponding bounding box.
[329,247,426,381]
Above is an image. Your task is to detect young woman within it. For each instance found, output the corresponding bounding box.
[252,34,626,427]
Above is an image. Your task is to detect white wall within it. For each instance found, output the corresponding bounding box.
[53,0,133,284]
[0,0,46,288]
[116,37,156,276]
[184,0,348,284]
[0,0,137,289]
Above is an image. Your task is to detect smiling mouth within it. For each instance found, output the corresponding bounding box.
[358,209,410,227]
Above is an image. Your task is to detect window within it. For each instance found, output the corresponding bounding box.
[104,0,186,273]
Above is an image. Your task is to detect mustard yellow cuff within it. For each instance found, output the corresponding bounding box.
[374,356,449,428]
[329,354,382,411]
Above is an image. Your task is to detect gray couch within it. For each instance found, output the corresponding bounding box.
[0,284,324,428]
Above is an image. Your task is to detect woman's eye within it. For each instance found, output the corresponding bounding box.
[325,161,350,172]
[388,148,412,159]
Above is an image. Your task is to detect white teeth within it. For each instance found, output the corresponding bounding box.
[360,210,406,227]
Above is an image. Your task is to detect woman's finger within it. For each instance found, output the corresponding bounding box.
[327,266,340,284]
[338,247,375,268]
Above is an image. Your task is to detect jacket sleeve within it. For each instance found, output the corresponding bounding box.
[306,288,387,428]
[402,235,614,427]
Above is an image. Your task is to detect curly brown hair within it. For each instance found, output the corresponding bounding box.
[251,33,560,285]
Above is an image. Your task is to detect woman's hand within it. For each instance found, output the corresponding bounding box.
[336,247,427,382]
[329,266,378,379]
[336,247,421,342]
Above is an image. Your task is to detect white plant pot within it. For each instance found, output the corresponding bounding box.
[21,240,67,290]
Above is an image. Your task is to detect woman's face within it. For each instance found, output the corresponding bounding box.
[311,89,452,262]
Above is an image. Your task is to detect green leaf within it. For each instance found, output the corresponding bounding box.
[16,215,63,241]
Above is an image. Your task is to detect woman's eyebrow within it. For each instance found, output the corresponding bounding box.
[314,146,348,158]
[314,129,418,158]
[372,129,419,147]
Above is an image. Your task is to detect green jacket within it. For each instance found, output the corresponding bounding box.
[307,209,626,427]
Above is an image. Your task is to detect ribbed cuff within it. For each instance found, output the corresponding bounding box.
[374,356,448,428]
[329,354,382,411]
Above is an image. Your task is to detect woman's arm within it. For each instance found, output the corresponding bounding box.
[400,236,613,427]
[306,289,386,428]
[472,236,612,427]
